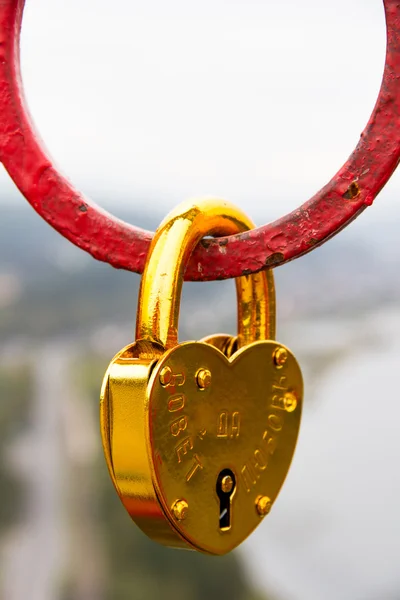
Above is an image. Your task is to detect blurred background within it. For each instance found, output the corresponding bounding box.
[1,0,400,599]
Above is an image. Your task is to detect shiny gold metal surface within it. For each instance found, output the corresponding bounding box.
[221,475,234,494]
[273,347,288,367]
[283,392,298,413]
[146,339,302,553]
[256,495,272,517]
[160,366,173,386]
[136,197,276,349]
[172,500,189,521]
[100,197,303,555]
[196,368,212,390]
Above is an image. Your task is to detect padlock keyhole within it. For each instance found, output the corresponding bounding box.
[216,469,236,531]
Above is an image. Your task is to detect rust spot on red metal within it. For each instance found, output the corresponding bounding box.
[0,0,399,280]
[343,181,361,200]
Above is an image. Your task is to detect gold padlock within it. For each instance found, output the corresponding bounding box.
[100,198,303,555]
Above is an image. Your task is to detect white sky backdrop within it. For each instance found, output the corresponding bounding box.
[1,0,398,227]
[2,4,400,599]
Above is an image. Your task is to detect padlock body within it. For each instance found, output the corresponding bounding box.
[101,338,303,555]
[100,341,189,548]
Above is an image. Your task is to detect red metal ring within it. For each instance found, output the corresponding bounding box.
[0,1,399,280]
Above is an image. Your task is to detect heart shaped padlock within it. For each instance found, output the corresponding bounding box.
[100,198,303,555]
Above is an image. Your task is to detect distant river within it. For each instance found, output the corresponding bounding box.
[241,307,400,600]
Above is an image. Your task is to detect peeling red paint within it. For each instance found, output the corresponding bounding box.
[0,0,399,280]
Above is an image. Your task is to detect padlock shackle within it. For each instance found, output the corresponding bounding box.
[136,198,275,349]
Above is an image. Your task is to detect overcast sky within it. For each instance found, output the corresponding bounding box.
[1,0,399,225]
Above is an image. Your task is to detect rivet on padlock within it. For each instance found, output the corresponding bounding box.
[100,197,303,555]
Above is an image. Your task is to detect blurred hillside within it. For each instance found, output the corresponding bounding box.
[1,203,400,600]
[1,205,400,341]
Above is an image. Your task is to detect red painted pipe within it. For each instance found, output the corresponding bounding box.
[0,0,399,280]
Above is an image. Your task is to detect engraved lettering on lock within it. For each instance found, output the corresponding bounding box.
[198,429,207,441]
[268,413,283,432]
[175,436,193,463]
[168,393,186,413]
[231,412,240,438]
[218,412,228,437]
[241,408,285,493]
[161,368,186,389]
[271,377,290,411]
[170,415,188,437]
[172,372,186,387]
[241,463,257,494]
[273,376,287,392]
[271,395,287,411]
[263,430,278,455]
[217,411,241,439]
[186,453,204,482]
[252,448,268,474]
[241,448,268,492]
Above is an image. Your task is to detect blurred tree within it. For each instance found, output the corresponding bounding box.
[0,367,31,533]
